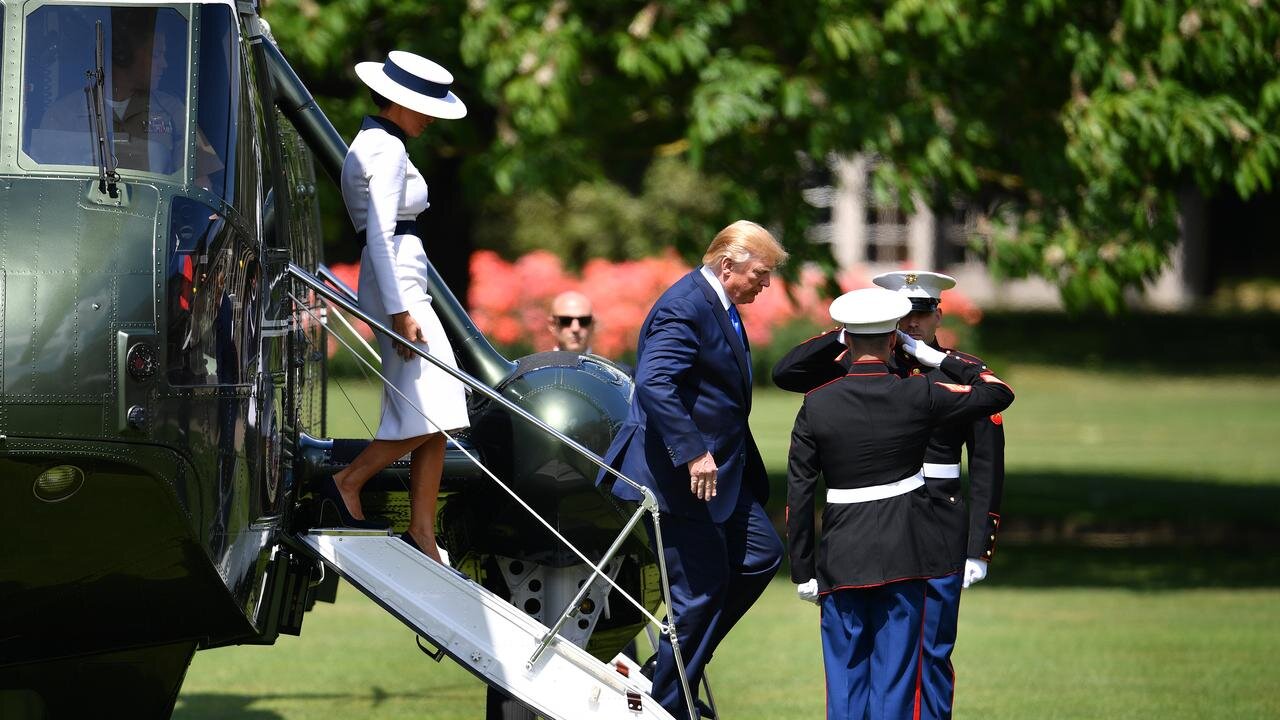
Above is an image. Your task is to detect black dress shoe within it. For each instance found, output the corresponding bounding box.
[315,475,392,530]
[400,533,471,580]
[400,531,428,555]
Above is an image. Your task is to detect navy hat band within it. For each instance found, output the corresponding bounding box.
[383,57,450,99]
[909,298,940,311]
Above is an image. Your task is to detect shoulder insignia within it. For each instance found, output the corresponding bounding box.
[979,372,1011,389]
[934,382,972,394]
[990,413,1003,425]
[911,368,922,376]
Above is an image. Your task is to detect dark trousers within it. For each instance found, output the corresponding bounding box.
[919,573,962,719]
[648,491,782,720]
[820,580,928,720]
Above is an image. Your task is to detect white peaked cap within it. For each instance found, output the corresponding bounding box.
[872,270,957,309]
[829,288,913,335]
[355,51,467,120]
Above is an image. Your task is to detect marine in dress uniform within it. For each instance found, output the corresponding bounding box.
[785,288,1013,720]
[774,272,1006,720]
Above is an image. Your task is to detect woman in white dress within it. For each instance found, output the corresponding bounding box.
[323,51,470,563]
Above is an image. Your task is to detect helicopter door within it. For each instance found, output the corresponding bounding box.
[297,531,675,720]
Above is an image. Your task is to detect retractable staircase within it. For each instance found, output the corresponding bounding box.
[295,530,673,720]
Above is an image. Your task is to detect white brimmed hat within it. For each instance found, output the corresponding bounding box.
[829,288,913,335]
[355,51,467,120]
[872,270,957,311]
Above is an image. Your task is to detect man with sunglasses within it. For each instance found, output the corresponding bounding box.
[548,290,596,353]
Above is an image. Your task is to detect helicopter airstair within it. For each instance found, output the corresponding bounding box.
[296,530,673,720]
[285,264,697,720]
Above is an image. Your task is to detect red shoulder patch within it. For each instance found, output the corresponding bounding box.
[979,371,1011,389]
[990,413,1003,425]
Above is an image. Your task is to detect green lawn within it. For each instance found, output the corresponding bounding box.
[178,364,1280,719]
[752,364,1280,484]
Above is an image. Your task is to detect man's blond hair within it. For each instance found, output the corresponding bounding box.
[701,220,788,269]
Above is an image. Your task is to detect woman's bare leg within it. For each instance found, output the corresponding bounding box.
[405,432,446,563]
[332,435,427,519]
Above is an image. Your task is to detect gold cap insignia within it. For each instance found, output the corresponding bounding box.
[904,273,918,285]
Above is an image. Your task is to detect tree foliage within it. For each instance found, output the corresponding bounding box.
[263,0,1280,310]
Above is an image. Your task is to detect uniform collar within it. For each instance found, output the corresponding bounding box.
[363,114,408,143]
[847,359,890,375]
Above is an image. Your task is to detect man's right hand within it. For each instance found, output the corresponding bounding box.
[687,451,717,501]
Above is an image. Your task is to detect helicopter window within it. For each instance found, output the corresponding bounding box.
[194,4,239,200]
[19,5,224,181]
[234,41,270,234]
[166,196,251,386]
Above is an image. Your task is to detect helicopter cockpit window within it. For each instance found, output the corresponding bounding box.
[20,5,228,186]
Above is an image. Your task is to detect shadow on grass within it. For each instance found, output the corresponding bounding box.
[766,468,1280,590]
[173,687,446,720]
[995,469,1280,531]
[173,694,283,720]
[987,544,1280,590]
[768,468,1280,533]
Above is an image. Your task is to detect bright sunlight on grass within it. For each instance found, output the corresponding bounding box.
[178,364,1280,719]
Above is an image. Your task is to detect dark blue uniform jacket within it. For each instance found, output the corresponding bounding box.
[783,352,1012,591]
[773,329,1007,563]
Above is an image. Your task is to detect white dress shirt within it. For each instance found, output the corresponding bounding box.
[699,264,731,311]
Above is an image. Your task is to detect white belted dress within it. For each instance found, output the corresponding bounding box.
[340,116,470,439]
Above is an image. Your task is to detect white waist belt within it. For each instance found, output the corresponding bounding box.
[923,462,961,478]
[827,470,925,504]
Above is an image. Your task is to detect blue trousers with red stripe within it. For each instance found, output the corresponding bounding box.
[820,580,927,720]
[919,573,962,719]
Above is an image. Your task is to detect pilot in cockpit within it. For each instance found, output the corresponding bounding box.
[39,7,222,186]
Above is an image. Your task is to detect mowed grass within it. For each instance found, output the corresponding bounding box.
[178,364,1280,719]
[751,363,1280,484]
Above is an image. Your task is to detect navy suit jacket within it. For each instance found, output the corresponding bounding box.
[599,270,769,523]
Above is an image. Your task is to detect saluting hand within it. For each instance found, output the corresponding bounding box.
[687,451,718,501]
[896,330,947,368]
[391,311,428,361]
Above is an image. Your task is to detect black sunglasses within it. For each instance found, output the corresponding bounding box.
[554,315,593,328]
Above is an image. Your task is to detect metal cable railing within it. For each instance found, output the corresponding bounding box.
[286,265,698,716]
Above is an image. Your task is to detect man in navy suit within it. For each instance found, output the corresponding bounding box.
[600,220,788,720]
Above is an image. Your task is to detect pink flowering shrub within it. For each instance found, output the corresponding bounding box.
[467,252,956,357]
[322,262,372,358]
[325,255,982,361]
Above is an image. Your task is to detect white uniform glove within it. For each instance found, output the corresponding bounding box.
[962,558,988,588]
[896,331,947,368]
[796,579,819,604]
